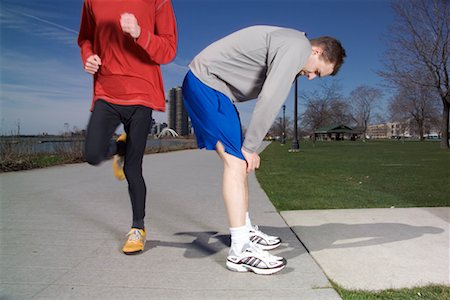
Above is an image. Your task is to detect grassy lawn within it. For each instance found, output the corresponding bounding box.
[332,282,449,300]
[256,140,449,299]
[256,140,450,211]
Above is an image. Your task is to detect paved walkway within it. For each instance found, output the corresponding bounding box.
[282,207,449,291]
[2,146,448,299]
[0,147,340,299]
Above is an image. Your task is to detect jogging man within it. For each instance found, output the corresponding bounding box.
[182,25,346,274]
[78,0,177,254]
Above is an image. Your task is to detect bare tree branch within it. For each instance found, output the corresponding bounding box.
[379,0,449,148]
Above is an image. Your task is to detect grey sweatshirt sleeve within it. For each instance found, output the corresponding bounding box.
[242,31,311,153]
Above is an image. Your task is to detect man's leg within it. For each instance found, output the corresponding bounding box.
[120,105,152,255]
[85,100,121,165]
[123,106,153,230]
[215,141,251,255]
[217,142,282,251]
[182,71,285,273]
[244,175,281,250]
[216,142,286,274]
[215,141,248,228]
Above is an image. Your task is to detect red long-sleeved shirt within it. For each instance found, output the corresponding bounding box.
[77,0,177,111]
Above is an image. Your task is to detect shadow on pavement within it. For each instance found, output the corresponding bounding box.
[292,222,444,251]
[142,226,306,263]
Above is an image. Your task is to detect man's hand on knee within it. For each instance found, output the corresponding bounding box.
[242,148,260,173]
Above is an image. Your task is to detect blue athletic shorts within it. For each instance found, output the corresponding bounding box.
[182,71,245,160]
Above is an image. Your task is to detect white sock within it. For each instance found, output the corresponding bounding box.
[230,225,250,254]
[245,212,253,231]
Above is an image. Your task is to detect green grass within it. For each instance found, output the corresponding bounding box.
[256,140,450,211]
[332,282,450,300]
[257,140,450,299]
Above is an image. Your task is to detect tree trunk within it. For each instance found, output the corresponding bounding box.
[440,99,449,149]
[417,118,424,141]
[362,120,367,142]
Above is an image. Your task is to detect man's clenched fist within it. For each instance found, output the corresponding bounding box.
[120,13,141,39]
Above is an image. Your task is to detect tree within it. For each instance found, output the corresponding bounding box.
[379,0,449,148]
[349,86,383,141]
[301,80,351,141]
[268,116,293,141]
[389,84,440,140]
[301,96,330,136]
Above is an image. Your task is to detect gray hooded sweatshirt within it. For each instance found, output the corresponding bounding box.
[189,25,312,153]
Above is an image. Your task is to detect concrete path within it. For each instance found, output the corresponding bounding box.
[0,148,340,299]
[281,208,449,291]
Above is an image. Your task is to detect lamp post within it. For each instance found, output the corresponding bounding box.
[281,104,286,144]
[291,77,300,151]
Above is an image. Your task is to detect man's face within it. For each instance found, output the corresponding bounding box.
[299,46,335,80]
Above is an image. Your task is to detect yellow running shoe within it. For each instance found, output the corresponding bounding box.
[112,133,126,181]
[122,228,146,255]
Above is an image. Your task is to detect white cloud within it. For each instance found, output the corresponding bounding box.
[1,96,90,136]
[1,50,92,135]
[0,4,78,46]
[0,2,88,134]
[0,52,194,134]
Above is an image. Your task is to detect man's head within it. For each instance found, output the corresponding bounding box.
[299,36,346,80]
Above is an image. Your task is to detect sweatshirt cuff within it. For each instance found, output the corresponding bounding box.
[82,50,94,65]
[136,29,151,50]
[242,144,256,154]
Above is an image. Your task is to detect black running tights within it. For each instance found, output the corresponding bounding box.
[85,100,152,229]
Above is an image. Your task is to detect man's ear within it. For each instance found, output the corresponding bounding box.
[311,46,324,56]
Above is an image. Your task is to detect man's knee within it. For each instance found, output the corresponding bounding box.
[124,163,139,176]
[216,141,246,169]
[221,152,247,173]
[84,149,103,166]
[227,158,247,174]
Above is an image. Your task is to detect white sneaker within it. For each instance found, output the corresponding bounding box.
[249,225,281,250]
[226,242,286,275]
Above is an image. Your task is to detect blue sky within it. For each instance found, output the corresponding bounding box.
[0,0,395,135]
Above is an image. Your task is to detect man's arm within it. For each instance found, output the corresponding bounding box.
[77,0,95,67]
[243,33,310,153]
[135,0,177,65]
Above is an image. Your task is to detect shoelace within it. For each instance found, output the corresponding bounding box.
[251,225,272,240]
[127,229,143,243]
[246,241,273,259]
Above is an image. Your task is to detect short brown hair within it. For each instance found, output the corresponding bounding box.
[310,36,346,75]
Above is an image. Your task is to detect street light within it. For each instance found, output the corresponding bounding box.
[291,77,300,151]
[281,104,286,144]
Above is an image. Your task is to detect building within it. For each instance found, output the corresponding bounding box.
[367,121,413,139]
[314,125,361,141]
[366,123,388,139]
[167,87,189,136]
[387,121,412,138]
[367,120,442,139]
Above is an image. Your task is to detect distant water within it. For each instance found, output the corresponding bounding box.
[0,137,196,155]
